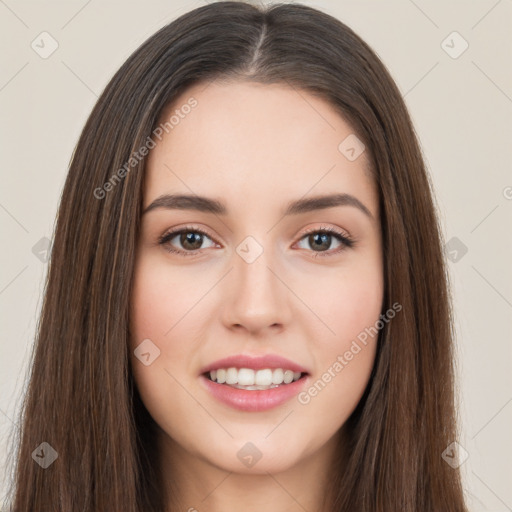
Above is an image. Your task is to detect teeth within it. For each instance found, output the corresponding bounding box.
[238,368,255,386]
[272,368,284,384]
[208,367,303,388]
[226,367,238,385]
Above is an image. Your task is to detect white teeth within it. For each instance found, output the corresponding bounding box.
[208,367,303,387]
[226,367,238,384]
[272,368,284,384]
[255,369,273,386]
[216,369,226,384]
[238,368,255,386]
[283,370,294,384]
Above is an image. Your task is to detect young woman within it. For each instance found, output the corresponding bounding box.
[6,1,468,511]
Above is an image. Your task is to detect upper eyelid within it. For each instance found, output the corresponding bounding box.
[159,224,353,248]
[160,225,218,244]
[301,225,350,238]
[161,224,350,240]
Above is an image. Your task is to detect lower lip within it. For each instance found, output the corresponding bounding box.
[200,374,309,412]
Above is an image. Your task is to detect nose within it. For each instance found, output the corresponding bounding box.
[222,244,292,336]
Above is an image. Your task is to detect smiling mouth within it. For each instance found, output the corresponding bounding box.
[203,367,307,390]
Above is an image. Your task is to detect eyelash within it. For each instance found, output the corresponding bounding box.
[157,224,356,258]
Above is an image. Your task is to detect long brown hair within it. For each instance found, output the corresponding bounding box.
[6,1,467,510]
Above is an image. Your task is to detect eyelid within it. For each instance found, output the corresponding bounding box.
[299,224,352,242]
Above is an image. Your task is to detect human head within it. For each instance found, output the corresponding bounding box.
[130,77,384,509]
[9,2,466,511]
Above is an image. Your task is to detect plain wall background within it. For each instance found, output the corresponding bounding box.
[0,0,511,509]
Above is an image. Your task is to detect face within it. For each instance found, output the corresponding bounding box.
[129,80,383,476]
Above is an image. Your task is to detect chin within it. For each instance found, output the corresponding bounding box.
[192,430,315,475]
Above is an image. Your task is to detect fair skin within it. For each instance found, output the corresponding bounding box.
[129,80,383,512]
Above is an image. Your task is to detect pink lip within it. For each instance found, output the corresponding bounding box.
[199,374,310,412]
[199,354,309,374]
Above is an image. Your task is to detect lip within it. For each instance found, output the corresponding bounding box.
[199,354,309,374]
[199,373,309,412]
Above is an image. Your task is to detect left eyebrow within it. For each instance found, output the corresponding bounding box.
[283,193,373,219]
[142,193,373,219]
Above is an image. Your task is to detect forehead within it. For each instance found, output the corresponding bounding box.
[144,80,377,219]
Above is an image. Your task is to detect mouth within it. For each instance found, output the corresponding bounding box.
[199,353,310,411]
[203,367,307,390]
[199,354,310,412]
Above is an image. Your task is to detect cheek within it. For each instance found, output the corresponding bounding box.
[129,256,204,358]
[296,261,383,420]
[130,257,176,341]
[129,260,203,438]
[129,258,186,391]
[307,257,383,349]
[297,313,379,434]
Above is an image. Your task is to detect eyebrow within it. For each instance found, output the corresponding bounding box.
[142,193,373,219]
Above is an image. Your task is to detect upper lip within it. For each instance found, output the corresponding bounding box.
[200,354,310,375]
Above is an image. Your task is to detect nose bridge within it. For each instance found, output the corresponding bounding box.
[225,233,289,332]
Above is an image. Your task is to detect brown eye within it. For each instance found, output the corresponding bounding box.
[158,227,216,256]
[295,226,355,258]
[177,231,204,250]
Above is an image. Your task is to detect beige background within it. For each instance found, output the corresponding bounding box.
[1,0,511,509]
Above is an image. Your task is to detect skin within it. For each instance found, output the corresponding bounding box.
[129,80,383,512]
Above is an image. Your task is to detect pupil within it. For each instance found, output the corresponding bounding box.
[182,232,202,250]
[311,233,330,251]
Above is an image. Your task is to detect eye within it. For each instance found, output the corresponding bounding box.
[295,225,355,258]
[158,225,217,257]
